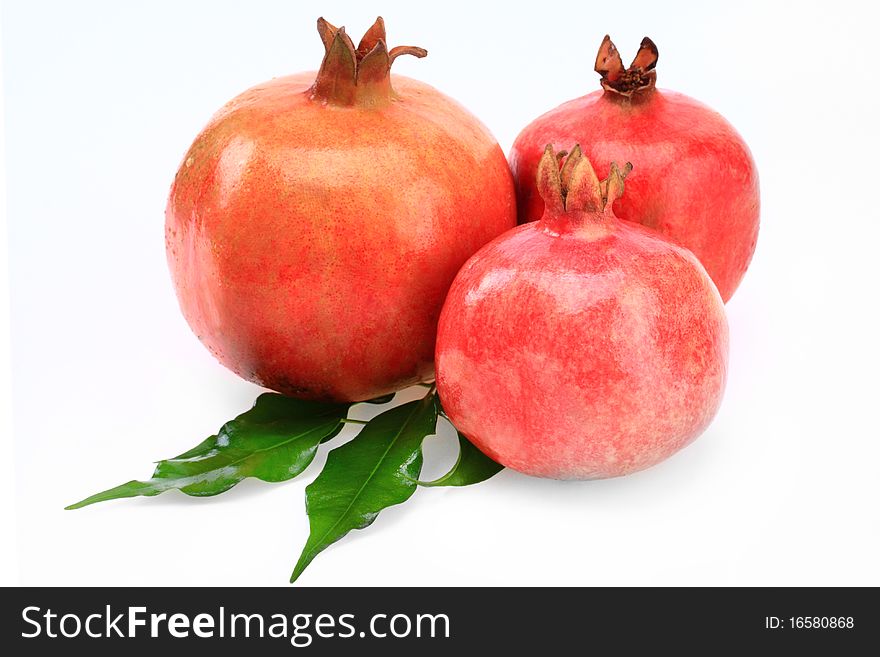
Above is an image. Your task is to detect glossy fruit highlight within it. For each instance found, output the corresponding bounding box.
[510,36,759,301]
[166,17,516,401]
[436,146,729,479]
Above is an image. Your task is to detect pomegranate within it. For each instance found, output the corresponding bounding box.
[436,146,729,479]
[510,36,759,302]
[166,17,516,402]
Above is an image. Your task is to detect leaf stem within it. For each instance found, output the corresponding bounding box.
[341,418,369,425]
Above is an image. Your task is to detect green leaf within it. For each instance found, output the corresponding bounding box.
[290,391,438,582]
[417,427,504,487]
[66,394,351,509]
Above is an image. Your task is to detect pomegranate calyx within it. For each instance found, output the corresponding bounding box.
[536,145,565,214]
[536,145,632,217]
[602,162,633,208]
[311,16,427,107]
[356,15,387,57]
[595,35,658,98]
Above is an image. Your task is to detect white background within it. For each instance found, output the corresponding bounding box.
[2,0,879,586]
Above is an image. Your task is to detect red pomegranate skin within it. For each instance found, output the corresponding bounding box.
[166,19,516,401]
[436,147,729,479]
[510,37,759,302]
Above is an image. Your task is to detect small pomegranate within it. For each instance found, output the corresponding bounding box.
[166,17,516,402]
[436,146,728,479]
[510,36,759,302]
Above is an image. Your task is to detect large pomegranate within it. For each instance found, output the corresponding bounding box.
[510,36,759,302]
[166,17,516,401]
[436,146,728,479]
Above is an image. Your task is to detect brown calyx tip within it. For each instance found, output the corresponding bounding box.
[537,145,632,214]
[602,162,634,208]
[594,35,659,97]
[595,35,625,81]
[355,15,386,57]
[311,16,427,106]
[390,45,428,62]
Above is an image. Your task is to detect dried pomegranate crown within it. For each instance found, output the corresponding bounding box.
[311,17,427,106]
[594,35,658,97]
[537,145,632,215]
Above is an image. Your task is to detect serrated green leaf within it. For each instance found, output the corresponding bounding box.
[290,392,438,582]
[66,394,351,509]
[417,427,504,487]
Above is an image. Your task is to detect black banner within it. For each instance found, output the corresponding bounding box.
[1,587,875,653]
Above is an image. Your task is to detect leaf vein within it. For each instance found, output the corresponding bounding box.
[299,398,429,568]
